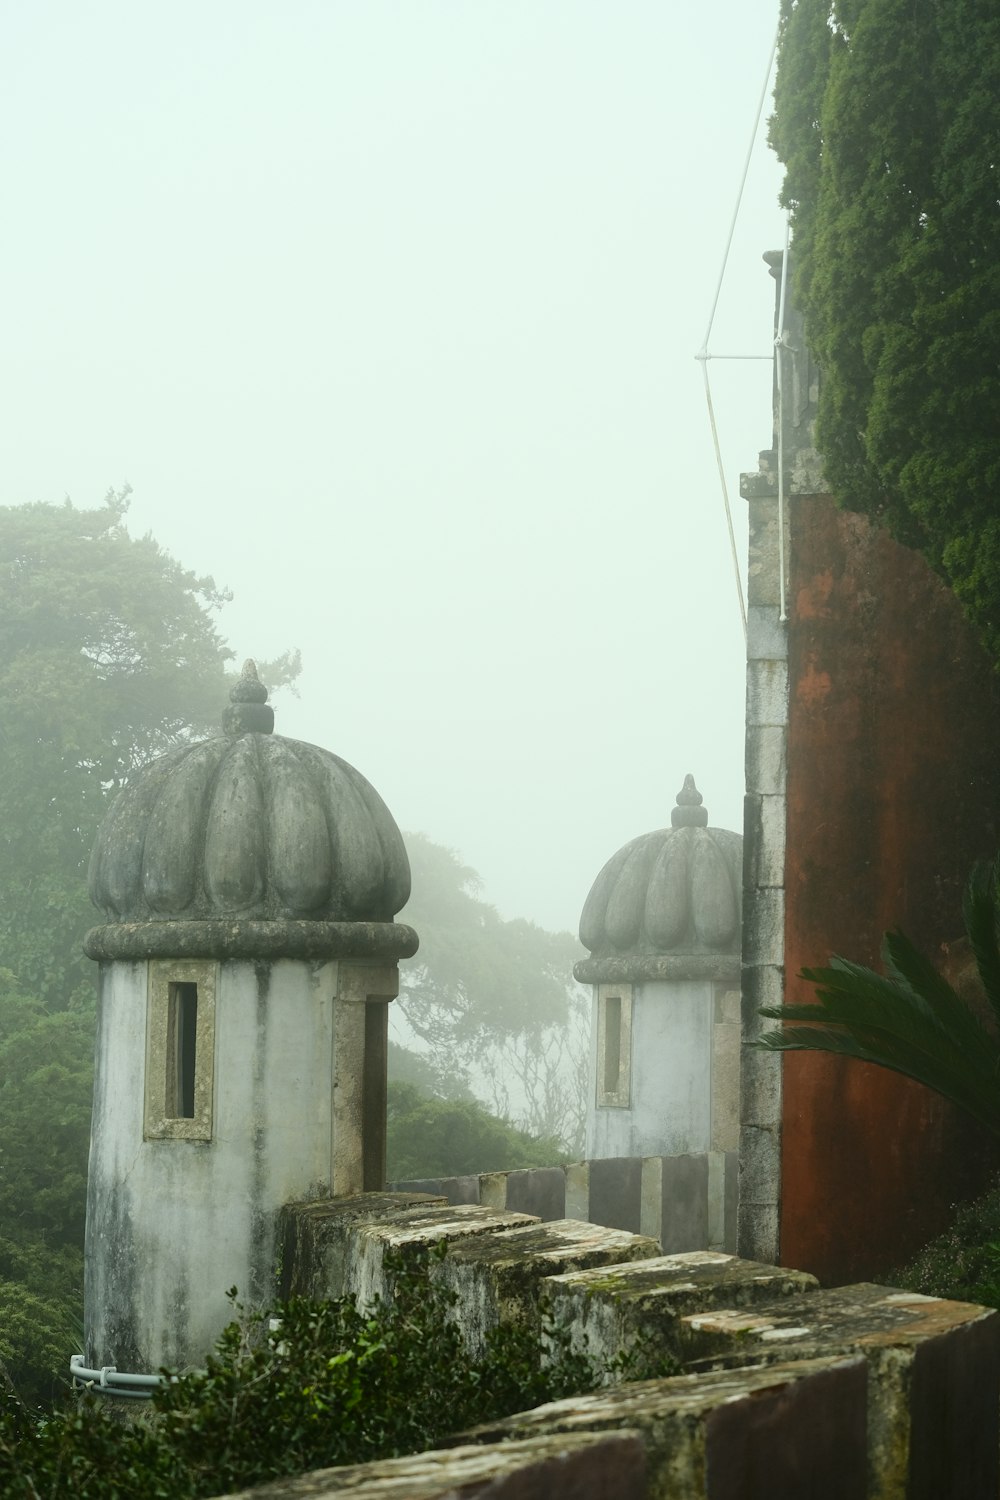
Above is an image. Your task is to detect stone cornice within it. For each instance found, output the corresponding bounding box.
[84,920,419,963]
[574,952,739,985]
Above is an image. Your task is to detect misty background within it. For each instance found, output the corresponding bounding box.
[1,1,783,936]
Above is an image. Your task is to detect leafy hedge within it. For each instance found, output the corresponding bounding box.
[883,1177,1000,1309]
[0,1247,673,1499]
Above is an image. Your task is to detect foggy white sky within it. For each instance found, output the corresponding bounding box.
[2,2,784,936]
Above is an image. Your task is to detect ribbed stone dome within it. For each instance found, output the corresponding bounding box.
[88,662,410,924]
[579,776,742,959]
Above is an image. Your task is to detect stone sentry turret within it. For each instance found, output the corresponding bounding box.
[576,776,742,1164]
[79,662,416,1392]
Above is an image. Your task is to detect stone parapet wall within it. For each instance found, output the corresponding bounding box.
[251,1193,1000,1498]
[391,1151,737,1256]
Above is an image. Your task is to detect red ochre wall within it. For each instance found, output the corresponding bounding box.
[779,496,1000,1285]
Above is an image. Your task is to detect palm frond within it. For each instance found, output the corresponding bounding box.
[755,1023,1000,1138]
[752,854,1000,1142]
[963,855,1000,1027]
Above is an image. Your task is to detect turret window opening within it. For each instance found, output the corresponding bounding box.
[168,983,199,1119]
[145,961,216,1141]
[596,985,632,1108]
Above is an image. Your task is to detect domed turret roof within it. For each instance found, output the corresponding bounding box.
[88,661,410,926]
[578,776,742,970]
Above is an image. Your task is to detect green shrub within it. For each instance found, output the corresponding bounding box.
[882,1178,1000,1309]
[0,1246,672,1498]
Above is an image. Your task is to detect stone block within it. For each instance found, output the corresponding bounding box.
[748,793,785,887]
[707,1152,726,1251]
[345,1203,540,1308]
[433,1220,660,1356]
[746,603,789,662]
[746,657,788,728]
[391,1176,481,1206]
[504,1167,566,1221]
[461,1354,867,1500]
[680,1283,1000,1499]
[710,1013,740,1153]
[739,963,784,1034]
[564,1160,590,1223]
[746,500,782,609]
[639,1157,664,1244]
[217,1431,646,1499]
[587,1155,643,1234]
[478,1172,509,1210]
[736,1200,779,1268]
[543,1251,818,1376]
[279,1194,447,1300]
[745,723,786,795]
[741,887,784,966]
[739,1045,782,1129]
[723,1152,738,1255]
[660,1154,708,1252]
[737,1124,780,1208]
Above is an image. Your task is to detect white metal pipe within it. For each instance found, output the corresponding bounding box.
[70,1353,169,1398]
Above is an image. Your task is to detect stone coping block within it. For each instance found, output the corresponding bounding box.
[432,1220,662,1357]
[680,1284,1000,1500]
[213,1431,646,1499]
[281,1197,539,1305]
[543,1251,818,1378]
[456,1354,867,1500]
[345,1204,541,1308]
[279,1194,447,1299]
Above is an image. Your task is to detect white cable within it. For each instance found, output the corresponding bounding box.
[701,357,747,640]
[695,17,781,640]
[699,20,781,360]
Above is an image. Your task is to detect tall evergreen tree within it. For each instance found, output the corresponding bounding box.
[771,0,1000,662]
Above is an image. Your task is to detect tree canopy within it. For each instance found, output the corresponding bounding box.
[770,0,1000,663]
[395,834,588,1149]
[0,490,298,1005]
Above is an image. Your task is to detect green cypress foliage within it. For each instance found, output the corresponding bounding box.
[771,0,1000,663]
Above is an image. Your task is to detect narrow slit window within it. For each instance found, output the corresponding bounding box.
[168,982,199,1119]
[145,961,216,1141]
[603,994,622,1096]
[597,985,632,1108]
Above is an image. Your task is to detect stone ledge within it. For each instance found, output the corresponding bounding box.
[213,1431,646,1499]
[84,920,419,962]
[279,1194,447,1300]
[680,1282,1000,1497]
[433,1221,661,1357]
[574,953,739,985]
[456,1355,868,1500]
[543,1250,818,1376]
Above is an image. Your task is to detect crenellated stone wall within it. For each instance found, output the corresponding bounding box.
[392,1150,737,1256]
[225,1192,1000,1500]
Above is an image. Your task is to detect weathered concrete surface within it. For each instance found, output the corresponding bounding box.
[577,797,742,964]
[279,1195,467,1299]
[679,1283,1000,1499]
[543,1251,817,1377]
[85,920,418,962]
[394,1153,737,1256]
[88,684,412,924]
[213,1431,646,1499]
[87,959,351,1375]
[457,1355,868,1500]
[779,498,1000,1281]
[432,1220,661,1356]
[343,1203,541,1308]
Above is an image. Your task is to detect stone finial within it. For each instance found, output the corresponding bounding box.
[671,774,708,829]
[222,659,275,736]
